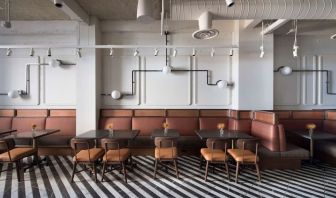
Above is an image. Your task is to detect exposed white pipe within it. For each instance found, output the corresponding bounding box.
[161,0,164,35]
[170,0,336,20]
[0,44,239,49]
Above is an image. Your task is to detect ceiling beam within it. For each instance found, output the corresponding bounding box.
[261,19,290,35]
[244,20,262,29]
[49,0,90,24]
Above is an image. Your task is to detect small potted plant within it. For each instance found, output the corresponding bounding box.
[217,123,225,136]
[306,123,316,138]
[163,122,169,136]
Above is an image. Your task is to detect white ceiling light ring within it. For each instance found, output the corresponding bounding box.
[53,0,63,8]
[137,0,154,23]
[192,11,219,40]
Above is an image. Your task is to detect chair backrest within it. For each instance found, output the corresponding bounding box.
[206,138,228,150]
[154,137,177,148]
[71,138,96,161]
[101,138,127,150]
[236,138,259,162]
[0,138,15,161]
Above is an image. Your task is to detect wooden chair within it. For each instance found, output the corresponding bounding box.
[227,139,260,183]
[100,138,131,183]
[153,137,179,179]
[200,138,230,181]
[0,138,37,182]
[70,138,104,182]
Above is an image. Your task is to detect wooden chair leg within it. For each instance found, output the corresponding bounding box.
[93,163,97,182]
[122,162,127,183]
[225,162,230,181]
[15,161,21,182]
[235,162,240,183]
[153,159,158,179]
[101,162,106,182]
[71,162,77,183]
[199,155,203,169]
[173,160,179,179]
[204,161,209,181]
[255,163,261,182]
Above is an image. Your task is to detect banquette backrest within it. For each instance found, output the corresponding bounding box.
[228,110,252,132]
[251,111,286,152]
[0,109,14,130]
[46,110,76,136]
[12,109,47,132]
[274,110,324,131]
[132,110,165,136]
[323,111,336,134]
[199,110,228,130]
[99,109,132,130]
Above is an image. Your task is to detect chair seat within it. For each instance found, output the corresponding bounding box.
[103,148,131,162]
[201,148,227,161]
[155,147,177,159]
[73,148,104,162]
[0,147,36,161]
[227,149,258,162]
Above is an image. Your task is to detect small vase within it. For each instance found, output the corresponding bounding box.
[164,128,168,136]
[109,129,114,136]
[309,129,314,138]
[220,128,224,136]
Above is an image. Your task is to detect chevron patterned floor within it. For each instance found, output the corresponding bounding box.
[0,155,336,198]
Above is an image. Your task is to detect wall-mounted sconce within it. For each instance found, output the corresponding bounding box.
[0,59,76,99]
[274,66,336,95]
[102,68,234,100]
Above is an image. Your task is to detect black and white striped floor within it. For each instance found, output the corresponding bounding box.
[0,156,336,198]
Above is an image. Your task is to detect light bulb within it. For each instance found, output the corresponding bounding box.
[111,90,122,100]
[217,80,226,89]
[211,48,215,57]
[173,48,177,57]
[280,66,293,76]
[162,65,172,74]
[109,48,114,56]
[7,90,19,98]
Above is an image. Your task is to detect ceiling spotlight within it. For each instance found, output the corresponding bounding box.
[260,46,265,58]
[109,48,114,56]
[111,90,122,100]
[6,48,12,56]
[29,48,34,57]
[162,65,172,74]
[192,48,196,56]
[133,48,139,56]
[211,48,215,57]
[225,0,235,7]
[173,48,177,57]
[154,48,159,56]
[53,0,63,8]
[229,49,233,56]
[293,44,299,58]
[76,48,82,58]
[47,48,51,57]
[330,34,336,40]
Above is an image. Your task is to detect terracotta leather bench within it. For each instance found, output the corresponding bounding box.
[39,109,76,147]
[251,111,309,169]
[0,109,14,133]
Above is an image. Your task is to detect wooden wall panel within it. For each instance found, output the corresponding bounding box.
[292,111,325,120]
[199,110,228,117]
[101,109,133,117]
[0,109,15,117]
[253,111,277,125]
[49,109,76,117]
[167,109,199,117]
[134,109,165,117]
[16,109,48,117]
[325,111,336,120]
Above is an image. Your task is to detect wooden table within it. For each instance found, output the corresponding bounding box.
[290,130,336,162]
[151,129,180,139]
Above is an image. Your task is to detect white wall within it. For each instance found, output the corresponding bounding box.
[274,35,336,109]
[100,20,237,109]
[0,21,78,109]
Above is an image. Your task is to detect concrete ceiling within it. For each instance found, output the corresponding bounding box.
[75,0,162,20]
[0,0,70,20]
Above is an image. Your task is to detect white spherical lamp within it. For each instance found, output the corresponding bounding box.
[217,80,226,89]
[162,66,172,74]
[7,90,19,98]
[280,66,293,76]
[111,90,122,100]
